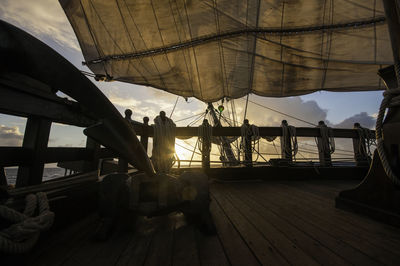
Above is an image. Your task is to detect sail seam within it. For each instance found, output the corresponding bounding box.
[84,16,386,65]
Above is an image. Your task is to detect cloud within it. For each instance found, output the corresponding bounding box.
[236,95,328,127]
[0,0,80,51]
[0,125,23,146]
[334,112,376,129]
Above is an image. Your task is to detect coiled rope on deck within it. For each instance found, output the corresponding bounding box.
[281,123,298,159]
[376,88,400,186]
[0,192,54,254]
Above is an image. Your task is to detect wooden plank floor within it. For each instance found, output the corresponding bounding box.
[23,180,400,266]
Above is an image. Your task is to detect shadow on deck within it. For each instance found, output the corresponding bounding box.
[18,181,400,265]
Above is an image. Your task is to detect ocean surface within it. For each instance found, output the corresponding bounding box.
[5,167,66,185]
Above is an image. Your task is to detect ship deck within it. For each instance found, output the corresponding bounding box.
[23,180,400,266]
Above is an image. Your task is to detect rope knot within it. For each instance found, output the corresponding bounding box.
[0,192,54,254]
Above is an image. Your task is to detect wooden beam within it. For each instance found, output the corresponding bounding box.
[132,125,374,139]
[0,147,117,167]
[0,75,96,127]
[16,117,51,187]
[0,147,32,166]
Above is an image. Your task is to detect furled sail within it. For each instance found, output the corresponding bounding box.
[60,0,392,102]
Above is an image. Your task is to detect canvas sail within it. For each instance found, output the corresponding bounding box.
[60,0,393,102]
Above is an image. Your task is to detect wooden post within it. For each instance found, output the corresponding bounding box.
[352,123,370,166]
[199,119,211,169]
[244,135,252,167]
[280,123,292,162]
[140,117,149,154]
[16,117,51,187]
[0,166,7,186]
[83,137,100,172]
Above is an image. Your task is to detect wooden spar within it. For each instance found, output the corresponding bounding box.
[0,73,96,127]
[0,20,155,177]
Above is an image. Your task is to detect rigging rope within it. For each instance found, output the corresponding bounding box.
[170,96,179,118]
[0,192,54,254]
[247,99,317,126]
[375,88,400,185]
[280,122,298,160]
[315,123,335,154]
[243,94,250,121]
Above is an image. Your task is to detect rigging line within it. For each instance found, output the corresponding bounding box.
[183,0,204,100]
[211,0,227,96]
[80,70,96,77]
[175,142,202,156]
[373,0,377,64]
[188,112,207,127]
[279,1,285,96]
[168,0,195,96]
[85,16,386,65]
[150,0,174,70]
[79,1,108,75]
[122,0,168,89]
[89,0,147,81]
[298,142,354,153]
[248,0,261,95]
[243,94,250,121]
[170,96,179,118]
[246,99,317,126]
[181,140,220,157]
[115,0,150,83]
[189,138,200,167]
[175,112,204,123]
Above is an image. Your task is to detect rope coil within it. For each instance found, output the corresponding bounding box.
[315,125,335,155]
[198,121,212,154]
[376,88,400,186]
[281,123,298,160]
[0,192,54,254]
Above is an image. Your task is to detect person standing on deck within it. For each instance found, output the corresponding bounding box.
[152,111,176,173]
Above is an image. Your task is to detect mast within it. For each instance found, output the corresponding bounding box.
[207,103,239,165]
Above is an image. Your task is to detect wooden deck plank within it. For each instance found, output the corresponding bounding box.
[242,182,400,265]
[195,229,230,266]
[28,214,98,265]
[221,185,352,266]
[115,233,153,266]
[143,215,176,266]
[277,182,400,247]
[230,183,382,265]
[212,188,290,265]
[209,196,260,266]
[24,180,400,266]
[60,224,133,266]
[216,185,320,266]
[172,224,201,266]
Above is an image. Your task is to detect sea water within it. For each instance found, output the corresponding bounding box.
[5,167,66,185]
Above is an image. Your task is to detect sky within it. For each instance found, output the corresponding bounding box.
[0,0,384,163]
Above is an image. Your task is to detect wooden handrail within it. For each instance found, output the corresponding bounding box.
[0,147,117,167]
[132,125,375,139]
